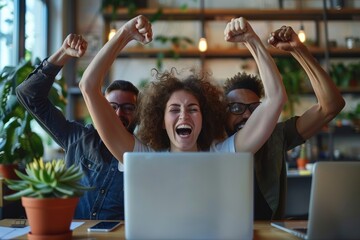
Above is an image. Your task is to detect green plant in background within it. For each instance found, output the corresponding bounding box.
[101,0,193,22]
[138,78,150,90]
[338,103,360,121]
[101,0,142,16]
[101,0,163,22]
[155,35,194,69]
[101,0,195,70]
[348,61,360,87]
[329,61,360,89]
[155,35,194,49]
[329,62,352,88]
[4,158,92,201]
[335,102,360,130]
[274,57,307,117]
[0,59,67,165]
[347,103,360,120]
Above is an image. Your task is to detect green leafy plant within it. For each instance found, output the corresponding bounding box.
[155,35,194,49]
[101,0,161,21]
[101,0,140,16]
[274,57,307,117]
[4,158,92,201]
[0,59,66,164]
[338,103,360,121]
[329,61,360,89]
[154,35,194,69]
[329,62,352,88]
[348,61,360,87]
[348,103,360,120]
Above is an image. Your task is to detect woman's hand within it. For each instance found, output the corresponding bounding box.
[122,15,153,44]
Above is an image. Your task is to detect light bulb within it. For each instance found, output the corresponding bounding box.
[198,37,208,52]
[108,28,116,41]
[298,25,306,43]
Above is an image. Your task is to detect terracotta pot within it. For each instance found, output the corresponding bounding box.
[0,163,19,179]
[27,231,72,240]
[22,197,79,240]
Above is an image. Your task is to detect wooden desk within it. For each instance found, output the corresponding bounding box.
[0,219,300,239]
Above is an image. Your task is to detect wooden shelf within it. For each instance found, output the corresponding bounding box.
[103,7,360,21]
[337,86,360,94]
[319,125,360,135]
[302,86,360,95]
[117,46,293,58]
[327,47,360,57]
[116,46,360,59]
[104,7,360,59]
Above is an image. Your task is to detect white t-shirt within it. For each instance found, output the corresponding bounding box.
[118,135,236,171]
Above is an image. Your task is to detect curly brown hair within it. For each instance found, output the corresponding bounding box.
[137,68,227,151]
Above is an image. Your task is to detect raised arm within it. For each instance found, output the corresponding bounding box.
[224,17,287,153]
[48,34,87,65]
[268,26,345,139]
[16,34,87,148]
[79,15,152,163]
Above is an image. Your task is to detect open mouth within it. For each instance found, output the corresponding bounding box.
[176,124,192,136]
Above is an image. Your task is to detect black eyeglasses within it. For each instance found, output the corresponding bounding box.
[110,102,136,114]
[227,102,261,115]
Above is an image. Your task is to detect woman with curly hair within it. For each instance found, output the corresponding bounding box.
[136,68,227,152]
[79,15,287,164]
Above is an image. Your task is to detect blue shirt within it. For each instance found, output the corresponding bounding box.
[16,59,124,220]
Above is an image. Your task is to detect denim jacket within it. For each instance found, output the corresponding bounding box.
[16,59,124,220]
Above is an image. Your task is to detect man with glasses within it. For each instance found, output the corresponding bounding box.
[105,80,138,133]
[224,26,345,220]
[16,34,139,220]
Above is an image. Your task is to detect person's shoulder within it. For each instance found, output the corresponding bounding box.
[85,123,96,130]
[210,134,236,152]
[133,136,154,152]
[279,116,305,147]
[266,117,299,140]
[276,116,299,129]
[76,122,98,138]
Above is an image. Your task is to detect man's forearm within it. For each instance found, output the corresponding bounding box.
[47,47,72,66]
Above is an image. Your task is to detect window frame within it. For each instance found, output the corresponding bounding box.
[0,0,48,69]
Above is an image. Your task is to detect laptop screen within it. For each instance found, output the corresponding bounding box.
[124,152,253,240]
[272,161,360,240]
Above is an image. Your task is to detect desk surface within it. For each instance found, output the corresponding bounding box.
[0,219,300,239]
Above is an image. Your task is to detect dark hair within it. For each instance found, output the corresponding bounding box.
[223,72,264,98]
[137,68,227,151]
[105,80,140,133]
[105,80,139,96]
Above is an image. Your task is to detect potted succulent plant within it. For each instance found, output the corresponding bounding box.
[4,158,92,240]
[0,59,66,179]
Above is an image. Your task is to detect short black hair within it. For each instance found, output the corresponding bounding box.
[105,80,139,96]
[223,72,264,98]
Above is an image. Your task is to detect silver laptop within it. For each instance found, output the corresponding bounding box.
[124,152,253,240]
[271,161,360,240]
